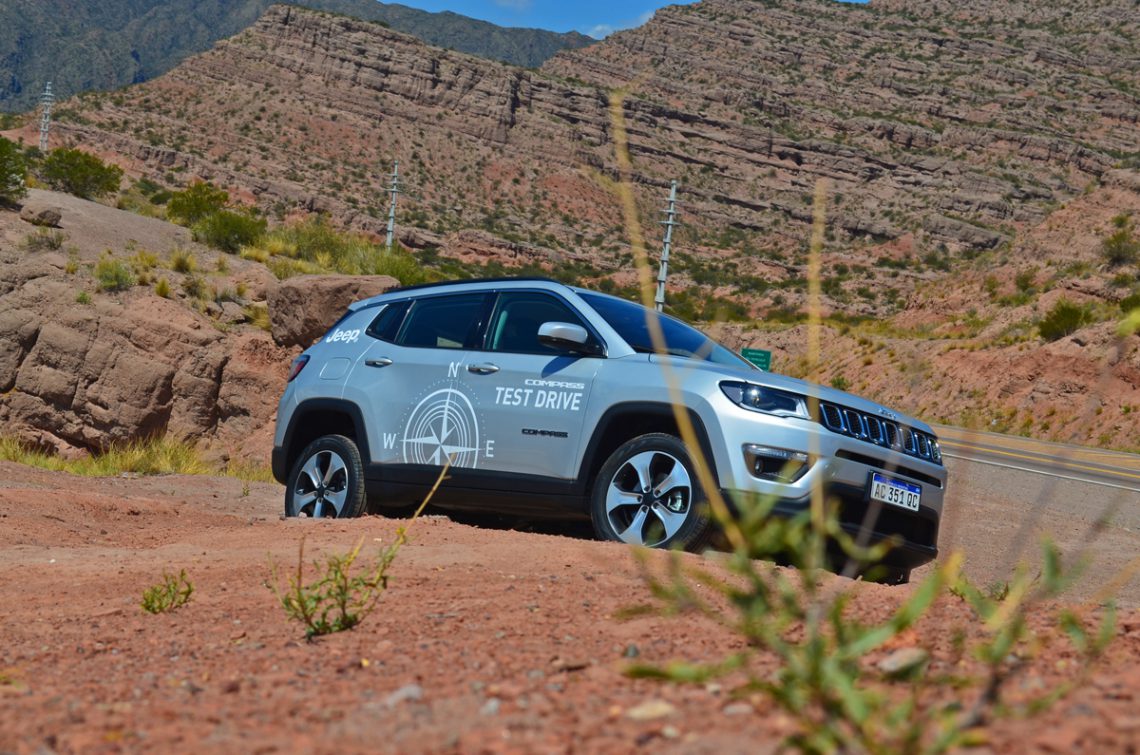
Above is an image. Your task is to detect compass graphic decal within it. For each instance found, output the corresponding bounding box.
[402,387,482,468]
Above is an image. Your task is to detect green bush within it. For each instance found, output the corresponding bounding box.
[1039,298,1091,341]
[1121,290,1140,313]
[95,255,136,291]
[167,181,228,226]
[1102,214,1139,267]
[192,210,266,253]
[40,147,123,199]
[0,136,28,205]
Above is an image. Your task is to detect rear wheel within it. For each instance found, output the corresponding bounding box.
[285,434,367,518]
[590,433,714,551]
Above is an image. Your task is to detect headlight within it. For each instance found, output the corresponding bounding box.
[720,381,807,417]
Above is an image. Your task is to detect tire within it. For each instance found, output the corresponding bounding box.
[590,433,714,551]
[285,434,367,518]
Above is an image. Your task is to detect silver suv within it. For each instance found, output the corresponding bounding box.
[271,278,947,581]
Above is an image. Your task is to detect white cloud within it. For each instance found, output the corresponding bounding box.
[587,9,656,39]
[493,0,532,10]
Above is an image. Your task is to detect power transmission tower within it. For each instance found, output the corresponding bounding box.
[655,180,680,312]
[38,82,55,152]
[385,160,400,251]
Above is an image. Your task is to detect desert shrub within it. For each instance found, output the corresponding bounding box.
[0,136,28,205]
[182,275,207,299]
[169,247,196,273]
[95,254,136,291]
[192,210,266,253]
[141,570,194,614]
[167,181,228,226]
[22,228,66,252]
[39,147,123,199]
[1102,214,1139,267]
[1121,290,1140,313]
[244,302,271,331]
[1039,298,1091,341]
[154,277,171,298]
[75,291,91,304]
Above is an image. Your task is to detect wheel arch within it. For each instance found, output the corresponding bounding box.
[273,398,371,484]
[577,402,720,496]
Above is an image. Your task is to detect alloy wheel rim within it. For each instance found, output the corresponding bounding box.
[604,450,691,547]
[292,449,349,517]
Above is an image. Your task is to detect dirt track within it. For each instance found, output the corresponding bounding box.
[2,460,1140,753]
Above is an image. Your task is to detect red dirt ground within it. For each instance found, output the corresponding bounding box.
[1,461,1139,753]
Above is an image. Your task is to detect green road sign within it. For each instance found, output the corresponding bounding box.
[741,348,772,371]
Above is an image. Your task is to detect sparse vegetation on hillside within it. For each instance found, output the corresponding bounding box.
[1039,299,1092,342]
[192,209,266,253]
[167,181,229,226]
[239,216,428,285]
[95,253,135,291]
[0,136,27,205]
[1102,214,1139,267]
[38,147,123,200]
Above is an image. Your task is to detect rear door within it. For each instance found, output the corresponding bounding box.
[343,292,493,472]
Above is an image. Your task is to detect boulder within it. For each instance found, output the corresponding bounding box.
[267,274,401,347]
[19,203,62,228]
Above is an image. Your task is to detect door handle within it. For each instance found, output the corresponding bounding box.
[365,357,393,368]
[467,363,500,375]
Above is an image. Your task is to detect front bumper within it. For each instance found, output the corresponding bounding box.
[714,407,946,569]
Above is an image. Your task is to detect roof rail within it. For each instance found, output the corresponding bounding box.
[388,276,564,294]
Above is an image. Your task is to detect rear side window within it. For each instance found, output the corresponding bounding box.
[396,293,488,350]
[365,300,410,342]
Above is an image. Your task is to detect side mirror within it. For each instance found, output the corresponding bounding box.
[537,322,597,355]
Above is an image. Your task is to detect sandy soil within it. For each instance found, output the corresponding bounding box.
[1,461,1139,754]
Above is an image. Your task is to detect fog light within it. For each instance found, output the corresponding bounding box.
[743,444,812,483]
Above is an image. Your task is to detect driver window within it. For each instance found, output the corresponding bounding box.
[487,292,587,354]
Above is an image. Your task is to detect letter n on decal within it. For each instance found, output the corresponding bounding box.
[448,362,460,378]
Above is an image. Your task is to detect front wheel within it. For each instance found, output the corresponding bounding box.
[590,433,714,551]
[285,434,367,518]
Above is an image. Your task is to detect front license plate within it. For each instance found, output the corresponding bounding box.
[869,472,921,512]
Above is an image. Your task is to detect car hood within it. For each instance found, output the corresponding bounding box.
[648,354,935,434]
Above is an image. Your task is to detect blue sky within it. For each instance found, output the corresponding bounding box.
[392,0,699,38]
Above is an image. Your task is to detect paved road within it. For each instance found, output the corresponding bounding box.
[926,426,1140,607]
[935,425,1140,494]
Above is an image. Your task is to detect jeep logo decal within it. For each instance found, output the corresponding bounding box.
[325,328,361,344]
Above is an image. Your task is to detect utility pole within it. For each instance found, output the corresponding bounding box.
[38,82,54,153]
[655,180,680,312]
[385,159,400,251]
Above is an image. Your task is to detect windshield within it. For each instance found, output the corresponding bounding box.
[579,292,753,368]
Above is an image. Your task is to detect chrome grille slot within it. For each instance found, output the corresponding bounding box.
[843,409,867,439]
[821,404,845,431]
[817,402,942,466]
[884,421,900,448]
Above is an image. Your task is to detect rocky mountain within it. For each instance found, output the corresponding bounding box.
[2,0,1138,450]
[0,0,592,113]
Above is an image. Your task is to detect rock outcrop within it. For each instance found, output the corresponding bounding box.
[267,274,400,348]
[0,191,296,459]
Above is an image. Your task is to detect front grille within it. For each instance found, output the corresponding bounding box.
[818,402,942,466]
